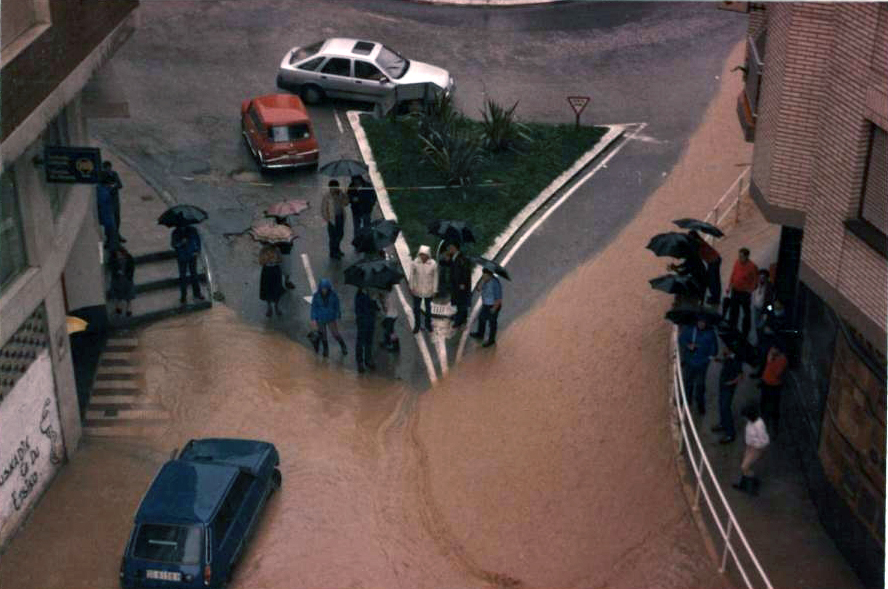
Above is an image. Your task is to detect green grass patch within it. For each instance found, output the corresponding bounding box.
[363,116,607,256]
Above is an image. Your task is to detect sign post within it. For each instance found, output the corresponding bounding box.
[42,146,102,184]
[567,96,591,129]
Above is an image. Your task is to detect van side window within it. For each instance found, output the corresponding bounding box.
[213,472,255,542]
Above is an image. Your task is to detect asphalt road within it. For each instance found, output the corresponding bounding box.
[90,0,747,386]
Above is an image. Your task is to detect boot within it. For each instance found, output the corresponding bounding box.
[732,475,752,494]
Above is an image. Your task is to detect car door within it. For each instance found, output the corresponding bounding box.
[317,57,354,99]
[353,60,393,102]
[244,104,264,157]
[227,472,263,564]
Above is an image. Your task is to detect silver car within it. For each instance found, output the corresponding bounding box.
[277,38,454,105]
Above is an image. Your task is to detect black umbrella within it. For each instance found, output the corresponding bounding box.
[351,219,401,253]
[158,205,208,227]
[646,232,694,258]
[428,219,476,245]
[673,218,725,238]
[468,256,510,280]
[649,273,701,296]
[664,305,722,327]
[319,158,368,178]
[344,259,405,290]
[716,326,759,364]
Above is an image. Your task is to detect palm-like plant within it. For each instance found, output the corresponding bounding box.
[480,98,532,152]
[419,92,462,149]
[420,126,486,187]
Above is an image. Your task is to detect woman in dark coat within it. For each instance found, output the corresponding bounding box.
[259,244,285,317]
[109,246,135,316]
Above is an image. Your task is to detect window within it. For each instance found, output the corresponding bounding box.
[132,524,203,564]
[376,45,409,79]
[269,124,311,142]
[320,58,351,77]
[352,41,375,55]
[743,29,766,117]
[289,41,323,64]
[846,124,888,256]
[44,110,71,218]
[213,473,254,542]
[1,169,28,291]
[298,56,324,71]
[355,61,386,81]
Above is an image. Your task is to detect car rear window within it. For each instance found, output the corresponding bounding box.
[133,524,203,565]
[290,41,323,64]
[270,124,311,142]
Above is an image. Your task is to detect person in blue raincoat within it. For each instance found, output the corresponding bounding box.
[310,278,348,357]
[678,315,719,415]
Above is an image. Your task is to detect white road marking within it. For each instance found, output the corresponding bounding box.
[301,253,317,304]
[395,284,439,384]
[333,109,344,134]
[454,122,648,362]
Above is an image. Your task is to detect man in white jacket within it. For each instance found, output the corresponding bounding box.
[409,245,438,333]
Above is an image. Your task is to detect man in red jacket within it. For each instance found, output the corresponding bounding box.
[726,247,758,338]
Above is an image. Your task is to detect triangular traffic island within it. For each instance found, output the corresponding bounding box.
[348,102,630,380]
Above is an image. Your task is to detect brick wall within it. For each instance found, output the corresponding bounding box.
[751,3,888,344]
[1,0,138,141]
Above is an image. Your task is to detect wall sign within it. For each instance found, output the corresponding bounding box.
[43,146,102,184]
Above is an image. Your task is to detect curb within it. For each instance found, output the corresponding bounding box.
[96,141,220,303]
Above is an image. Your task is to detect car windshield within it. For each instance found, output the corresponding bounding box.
[290,41,323,64]
[376,45,409,79]
[133,524,203,565]
[269,124,311,142]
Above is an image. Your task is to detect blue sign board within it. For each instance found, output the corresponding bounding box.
[43,146,102,184]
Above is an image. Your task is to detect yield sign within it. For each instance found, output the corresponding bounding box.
[567,96,590,116]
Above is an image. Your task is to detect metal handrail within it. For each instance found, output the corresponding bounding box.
[671,165,772,588]
[671,332,773,588]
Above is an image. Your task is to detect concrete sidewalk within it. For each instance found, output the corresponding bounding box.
[687,194,865,589]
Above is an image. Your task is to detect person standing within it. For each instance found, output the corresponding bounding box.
[380,286,400,352]
[96,174,118,248]
[108,246,135,317]
[409,245,438,333]
[310,279,347,357]
[691,231,721,305]
[733,404,770,496]
[678,316,718,415]
[442,242,471,328]
[102,161,126,243]
[750,269,775,345]
[259,244,285,317]
[470,268,503,347]
[759,344,788,439]
[712,349,743,443]
[171,225,204,304]
[354,287,378,373]
[726,247,758,338]
[321,180,347,259]
[348,175,376,241]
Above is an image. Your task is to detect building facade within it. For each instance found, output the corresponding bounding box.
[737,4,887,586]
[0,0,138,547]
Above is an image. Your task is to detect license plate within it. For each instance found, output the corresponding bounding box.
[145,570,182,582]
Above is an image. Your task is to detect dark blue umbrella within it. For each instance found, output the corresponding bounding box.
[158,205,208,227]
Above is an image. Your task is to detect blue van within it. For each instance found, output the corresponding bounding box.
[120,439,281,588]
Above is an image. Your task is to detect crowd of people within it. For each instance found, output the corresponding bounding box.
[676,240,790,497]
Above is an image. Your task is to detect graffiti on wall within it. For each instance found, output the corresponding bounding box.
[0,351,64,545]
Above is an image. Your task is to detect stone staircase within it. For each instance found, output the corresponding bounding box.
[82,333,169,438]
[107,249,212,329]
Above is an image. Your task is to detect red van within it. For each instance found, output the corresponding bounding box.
[240,94,319,170]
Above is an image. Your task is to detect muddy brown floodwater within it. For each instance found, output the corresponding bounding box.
[1,42,748,589]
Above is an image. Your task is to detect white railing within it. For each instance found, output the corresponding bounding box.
[671,164,772,589]
[702,165,751,233]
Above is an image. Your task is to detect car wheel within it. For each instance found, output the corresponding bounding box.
[271,468,282,491]
[301,85,324,105]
